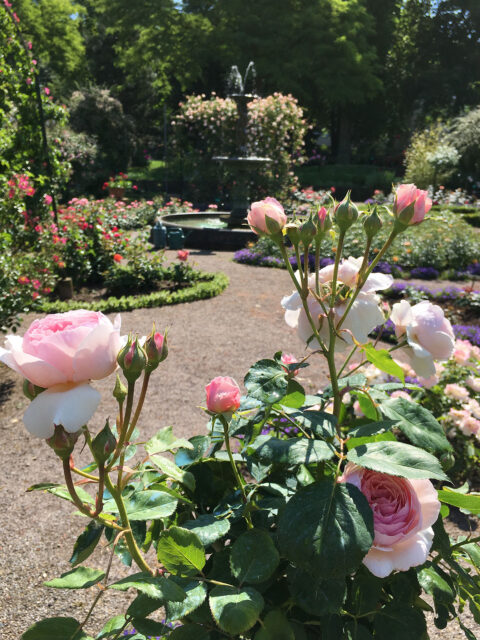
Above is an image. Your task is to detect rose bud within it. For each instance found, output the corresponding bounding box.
[393,183,432,228]
[23,378,45,401]
[299,214,317,249]
[144,326,168,372]
[117,336,147,382]
[285,222,301,246]
[113,374,127,403]
[247,197,287,236]
[46,424,80,460]
[316,206,332,234]
[334,191,359,232]
[91,419,117,464]
[363,206,383,239]
[205,376,241,415]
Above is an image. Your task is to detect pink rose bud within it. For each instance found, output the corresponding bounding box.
[91,419,117,464]
[339,463,440,578]
[46,424,80,460]
[334,191,358,232]
[393,183,432,227]
[205,376,241,414]
[118,336,147,382]
[144,326,168,372]
[316,206,332,234]
[247,197,287,236]
[281,353,300,376]
[177,249,189,261]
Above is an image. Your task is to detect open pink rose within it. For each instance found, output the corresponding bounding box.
[247,197,287,235]
[0,310,123,438]
[205,376,241,414]
[339,463,440,578]
[393,183,432,225]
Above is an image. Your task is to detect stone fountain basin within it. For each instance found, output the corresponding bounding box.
[160,212,256,251]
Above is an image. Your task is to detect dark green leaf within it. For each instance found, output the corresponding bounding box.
[254,610,295,640]
[277,479,374,577]
[169,625,212,639]
[165,578,208,622]
[244,359,289,404]
[437,489,480,514]
[149,455,196,491]
[44,567,105,589]
[126,594,161,619]
[350,572,383,616]
[145,426,193,455]
[69,520,104,566]
[374,602,426,640]
[417,564,455,605]
[345,621,374,640]
[109,573,186,601]
[120,490,178,520]
[250,436,334,466]
[362,345,405,382]
[347,420,396,439]
[22,618,90,640]
[346,431,396,450]
[182,514,230,546]
[131,619,169,636]
[288,567,346,615]
[209,585,264,635]
[459,619,478,640]
[347,441,449,481]
[287,409,337,439]
[157,526,205,576]
[175,435,210,466]
[230,529,280,584]
[382,398,451,453]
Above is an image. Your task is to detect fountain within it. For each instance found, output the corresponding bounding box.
[160,63,272,250]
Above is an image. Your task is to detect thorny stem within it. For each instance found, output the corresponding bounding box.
[71,529,130,640]
[218,415,253,529]
[63,457,96,518]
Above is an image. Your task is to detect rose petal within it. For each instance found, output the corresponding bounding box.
[4,347,68,387]
[23,383,101,438]
[364,529,433,578]
[73,318,122,381]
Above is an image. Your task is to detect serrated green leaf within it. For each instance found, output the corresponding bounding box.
[175,435,210,466]
[346,431,396,450]
[109,572,186,601]
[438,489,480,514]
[130,618,169,637]
[126,594,161,619]
[209,585,264,635]
[255,610,295,640]
[70,520,104,566]
[165,578,208,622]
[96,615,126,639]
[347,420,396,439]
[287,409,337,439]
[277,479,374,578]
[145,426,193,455]
[44,567,105,589]
[157,526,206,576]
[115,490,178,520]
[244,359,289,404]
[150,455,195,491]
[417,564,455,604]
[182,514,230,546]
[278,379,306,408]
[22,618,89,640]
[288,567,346,615]
[250,436,334,466]
[230,529,280,584]
[362,345,405,382]
[373,602,427,639]
[382,398,451,453]
[347,441,449,481]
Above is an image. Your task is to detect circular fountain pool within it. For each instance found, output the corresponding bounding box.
[160,212,256,251]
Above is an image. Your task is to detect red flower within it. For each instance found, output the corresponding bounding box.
[113,254,123,262]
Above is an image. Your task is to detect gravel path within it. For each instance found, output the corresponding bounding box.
[0,250,478,639]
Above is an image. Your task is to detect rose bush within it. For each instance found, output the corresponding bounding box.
[4,183,480,640]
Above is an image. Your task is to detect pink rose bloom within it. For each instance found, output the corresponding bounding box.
[205,376,241,414]
[0,310,123,438]
[353,400,364,417]
[390,390,413,402]
[281,353,300,376]
[391,300,455,378]
[177,249,189,261]
[466,376,480,393]
[247,197,287,235]
[393,183,432,225]
[340,463,440,578]
[453,339,472,365]
[449,408,480,437]
[317,256,393,293]
[445,383,470,402]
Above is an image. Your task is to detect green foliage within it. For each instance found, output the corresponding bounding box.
[404,122,457,188]
[449,106,480,183]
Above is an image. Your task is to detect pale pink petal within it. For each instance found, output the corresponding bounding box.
[23,383,101,438]
[407,347,436,378]
[281,291,302,311]
[5,348,67,387]
[284,308,301,329]
[73,320,121,381]
[409,479,441,530]
[362,272,394,293]
[364,529,433,577]
[391,300,413,337]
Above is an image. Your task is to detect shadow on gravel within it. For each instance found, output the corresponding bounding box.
[448,506,479,532]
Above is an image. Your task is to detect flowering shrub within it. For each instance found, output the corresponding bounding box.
[4,183,480,639]
[171,92,308,201]
[103,172,137,191]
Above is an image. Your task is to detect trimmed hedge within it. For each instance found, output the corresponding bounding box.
[39,272,229,314]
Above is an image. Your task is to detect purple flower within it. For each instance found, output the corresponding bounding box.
[373,261,392,275]
[410,266,440,280]
[453,324,480,347]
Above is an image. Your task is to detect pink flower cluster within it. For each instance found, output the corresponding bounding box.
[7,173,35,199]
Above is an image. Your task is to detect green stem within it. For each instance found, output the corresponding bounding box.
[125,372,151,444]
[63,457,96,518]
[330,230,346,308]
[107,381,135,471]
[337,345,358,378]
[279,243,303,298]
[104,474,154,574]
[218,415,253,529]
[315,240,321,295]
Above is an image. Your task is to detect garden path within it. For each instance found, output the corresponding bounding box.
[0,250,477,639]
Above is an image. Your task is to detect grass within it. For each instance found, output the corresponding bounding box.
[128,160,167,182]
